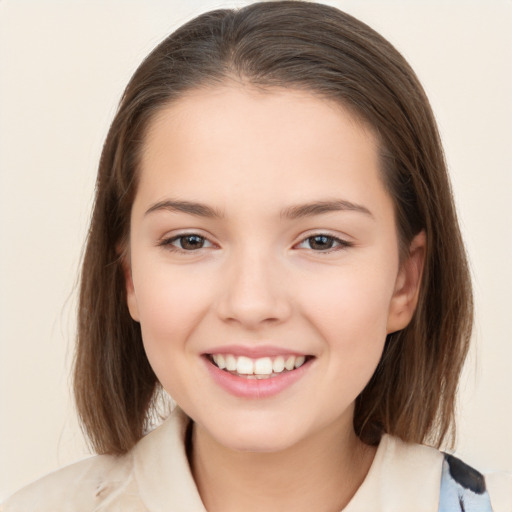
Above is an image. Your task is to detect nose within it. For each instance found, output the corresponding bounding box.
[216,248,293,330]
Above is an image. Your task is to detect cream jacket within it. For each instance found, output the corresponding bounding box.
[3,408,511,511]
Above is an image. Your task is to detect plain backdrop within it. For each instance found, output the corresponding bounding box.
[1,0,511,501]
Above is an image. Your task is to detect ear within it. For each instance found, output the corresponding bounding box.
[387,230,426,334]
[119,249,140,322]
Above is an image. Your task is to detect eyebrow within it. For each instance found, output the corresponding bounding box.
[145,198,373,219]
[145,199,224,218]
[280,199,373,219]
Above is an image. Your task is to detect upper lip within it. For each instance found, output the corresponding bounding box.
[203,344,312,358]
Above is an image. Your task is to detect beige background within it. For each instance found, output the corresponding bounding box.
[1,0,511,501]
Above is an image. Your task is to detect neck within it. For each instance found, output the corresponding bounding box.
[189,414,376,512]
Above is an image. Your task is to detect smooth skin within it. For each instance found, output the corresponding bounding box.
[125,83,425,511]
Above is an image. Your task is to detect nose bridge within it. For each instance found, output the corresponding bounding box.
[217,243,292,328]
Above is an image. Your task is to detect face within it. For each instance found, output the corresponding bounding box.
[125,84,424,453]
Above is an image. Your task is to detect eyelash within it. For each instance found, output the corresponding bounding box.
[158,232,353,254]
[158,234,214,252]
[296,234,353,253]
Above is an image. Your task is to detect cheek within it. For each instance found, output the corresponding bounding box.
[304,259,395,329]
[300,261,396,378]
[132,267,213,366]
[134,272,216,405]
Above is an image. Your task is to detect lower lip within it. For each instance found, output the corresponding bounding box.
[203,356,312,399]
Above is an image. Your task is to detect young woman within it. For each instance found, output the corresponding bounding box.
[3,2,511,510]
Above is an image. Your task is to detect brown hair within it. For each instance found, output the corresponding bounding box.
[74,1,473,455]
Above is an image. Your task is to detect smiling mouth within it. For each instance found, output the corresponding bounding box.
[206,354,314,379]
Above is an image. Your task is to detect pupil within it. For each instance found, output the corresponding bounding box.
[311,235,333,250]
[182,235,203,250]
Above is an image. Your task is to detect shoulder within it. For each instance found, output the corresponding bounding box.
[351,435,511,512]
[1,408,205,512]
[1,451,144,512]
[387,436,512,512]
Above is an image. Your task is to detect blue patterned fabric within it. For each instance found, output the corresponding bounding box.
[439,453,493,511]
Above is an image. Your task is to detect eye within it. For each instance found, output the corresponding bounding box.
[159,233,214,252]
[296,234,352,252]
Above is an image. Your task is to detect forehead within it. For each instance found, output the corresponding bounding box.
[136,84,387,217]
[142,84,377,160]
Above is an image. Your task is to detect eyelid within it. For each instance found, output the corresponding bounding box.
[156,230,353,254]
[294,231,354,253]
[157,231,216,253]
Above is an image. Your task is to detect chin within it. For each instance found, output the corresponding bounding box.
[205,414,309,454]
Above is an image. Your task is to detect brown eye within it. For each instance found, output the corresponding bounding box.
[159,233,213,252]
[296,234,352,253]
[307,235,335,250]
[177,235,206,250]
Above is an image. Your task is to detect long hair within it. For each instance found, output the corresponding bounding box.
[74,1,473,454]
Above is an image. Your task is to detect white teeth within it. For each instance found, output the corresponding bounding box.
[212,354,226,370]
[225,354,237,371]
[294,356,306,369]
[254,357,273,375]
[236,356,254,375]
[272,356,285,373]
[210,353,309,376]
[284,356,295,371]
